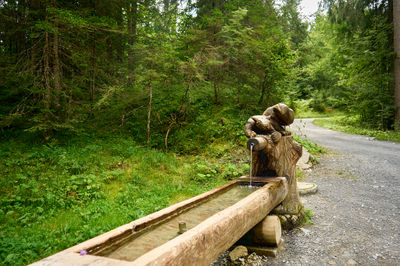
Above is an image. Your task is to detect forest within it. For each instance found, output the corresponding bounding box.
[0,0,399,264]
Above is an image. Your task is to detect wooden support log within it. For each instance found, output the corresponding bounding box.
[251,215,281,247]
[32,178,287,266]
[132,178,288,266]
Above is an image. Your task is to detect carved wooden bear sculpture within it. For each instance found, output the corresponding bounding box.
[244,103,304,229]
[244,103,298,177]
[244,103,294,143]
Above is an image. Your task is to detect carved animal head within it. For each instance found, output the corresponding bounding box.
[263,103,294,126]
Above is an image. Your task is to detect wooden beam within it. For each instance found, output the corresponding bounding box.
[133,177,287,266]
[31,178,287,266]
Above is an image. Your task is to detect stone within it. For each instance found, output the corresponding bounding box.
[297,147,312,170]
[300,228,310,236]
[347,259,357,265]
[290,215,299,224]
[279,215,287,224]
[229,246,248,261]
[247,253,259,262]
[328,260,336,265]
[245,238,285,258]
[298,182,318,196]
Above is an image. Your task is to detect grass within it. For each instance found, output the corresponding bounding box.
[293,99,342,119]
[303,208,313,225]
[293,135,327,157]
[0,103,327,265]
[296,168,305,181]
[0,133,250,265]
[295,109,334,119]
[313,116,400,143]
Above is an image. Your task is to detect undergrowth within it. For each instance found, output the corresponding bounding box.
[313,116,400,143]
[293,99,341,119]
[303,208,314,225]
[0,103,325,265]
[293,135,327,157]
[0,132,249,265]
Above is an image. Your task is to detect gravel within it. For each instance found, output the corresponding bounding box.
[213,118,400,265]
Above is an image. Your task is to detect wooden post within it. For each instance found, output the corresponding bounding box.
[247,135,304,229]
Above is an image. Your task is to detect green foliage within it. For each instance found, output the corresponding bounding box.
[293,99,340,118]
[303,208,313,225]
[294,11,395,129]
[293,134,327,156]
[0,0,299,141]
[221,162,248,180]
[0,127,256,264]
[296,168,305,181]
[190,162,220,184]
[313,116,400,143]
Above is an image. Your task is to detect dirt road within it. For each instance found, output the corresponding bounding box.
[267,119,400,265]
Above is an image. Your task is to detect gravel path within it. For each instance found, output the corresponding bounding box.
[214,119,400,265]
[269,118,400,265]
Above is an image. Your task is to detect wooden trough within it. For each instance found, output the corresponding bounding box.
[31,177,287,266]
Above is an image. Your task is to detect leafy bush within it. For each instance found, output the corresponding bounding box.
[293,135,327,156]
[313,116,400,143]
[189,162,220,184]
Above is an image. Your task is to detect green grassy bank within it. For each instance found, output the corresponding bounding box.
[0,132,251,265]
[313,116,400,143]
[0,103,328,265]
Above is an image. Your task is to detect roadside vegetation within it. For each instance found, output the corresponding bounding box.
[314,116,400,143]
[0,101,328,265]
[292,100,339,119]
[0,124,250,265]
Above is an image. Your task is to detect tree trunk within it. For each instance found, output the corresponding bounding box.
[44,31,51,118]
[249,135,304,229]
[394,0,400,130]
[213,80,219,104]
[90,38,96,104]
[147,76,153,144]
[30,0,41,75]
[43,29,53,139]
[89,1,97,104]
[53,26,61,108]
[165,119,176,151]
[128,0,138,83]
[17,0,27,56]
[237,86,241,105]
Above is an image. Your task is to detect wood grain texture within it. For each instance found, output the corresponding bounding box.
[249,136,304,228]
[31,181,237,265]
[132,178,287,266]
[32,178,287,266]
[251,215,281,246]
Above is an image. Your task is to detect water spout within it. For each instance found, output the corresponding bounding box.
[250,143,255,187]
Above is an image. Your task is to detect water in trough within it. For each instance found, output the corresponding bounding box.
[93,185,259,262]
